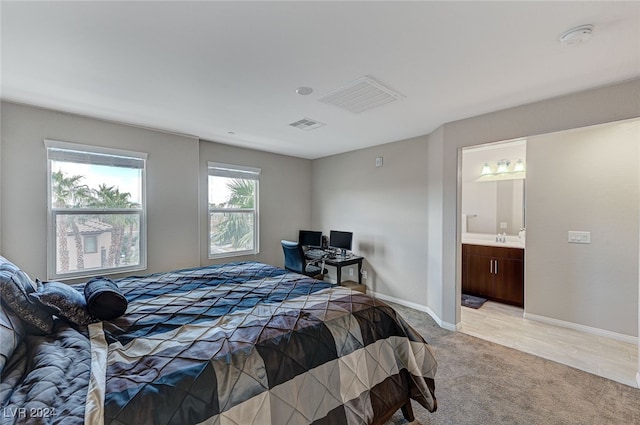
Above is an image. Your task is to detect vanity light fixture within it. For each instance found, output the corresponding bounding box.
[478,159,526,180]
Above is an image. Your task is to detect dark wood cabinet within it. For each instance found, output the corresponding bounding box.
[462,244,524,307]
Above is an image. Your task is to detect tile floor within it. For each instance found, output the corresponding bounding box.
[459,300,639,388]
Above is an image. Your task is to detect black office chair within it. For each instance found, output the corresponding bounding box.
[281,240,327,280]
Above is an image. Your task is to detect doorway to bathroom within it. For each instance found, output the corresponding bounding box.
[457,119,639,387]
[460,139,526,311]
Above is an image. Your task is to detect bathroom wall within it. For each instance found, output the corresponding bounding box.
[525,119,639,337]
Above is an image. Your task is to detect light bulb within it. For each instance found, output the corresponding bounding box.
[496,160,510,174]
[513,159,525,173]
[480,163,493,175]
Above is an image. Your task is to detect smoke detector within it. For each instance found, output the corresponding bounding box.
[559,24,594,46]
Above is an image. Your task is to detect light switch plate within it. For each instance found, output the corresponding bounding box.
[568,231,590,244]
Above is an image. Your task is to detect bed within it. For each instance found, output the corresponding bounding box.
[1,258,437,424]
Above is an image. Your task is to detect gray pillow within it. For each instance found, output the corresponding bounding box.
[31,280,98,327]
[0,305,25,375]
[0,256,54,335]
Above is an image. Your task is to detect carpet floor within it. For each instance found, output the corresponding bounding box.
[385,302,640,425]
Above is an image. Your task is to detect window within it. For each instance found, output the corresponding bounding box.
[83,235,98,254]
[208,162,260,258]
[45,140,147,279]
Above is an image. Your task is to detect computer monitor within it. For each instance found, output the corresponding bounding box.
[298,230,322,248]
[329,230,352,256]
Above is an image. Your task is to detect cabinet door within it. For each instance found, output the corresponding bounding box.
[464,254,493,297]
[493,258,524,306]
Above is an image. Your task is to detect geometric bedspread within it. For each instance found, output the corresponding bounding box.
[4,262,437,425]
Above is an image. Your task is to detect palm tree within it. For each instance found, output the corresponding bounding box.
[88,184,139,267]
[214,179,255,250]
[51,171,91,271]
[226,179,254,209]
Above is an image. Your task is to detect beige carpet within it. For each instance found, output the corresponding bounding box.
[385,302,640,425]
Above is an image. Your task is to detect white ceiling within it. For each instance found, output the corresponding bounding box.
[2,1,639,159]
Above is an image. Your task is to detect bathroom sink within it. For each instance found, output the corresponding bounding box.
[462,232,524,248]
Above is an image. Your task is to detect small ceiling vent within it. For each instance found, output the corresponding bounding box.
[289,117,326,131]
[318,76,404,113]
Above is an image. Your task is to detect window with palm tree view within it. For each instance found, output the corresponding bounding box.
[45,140,147,279]
[208,162,260,258]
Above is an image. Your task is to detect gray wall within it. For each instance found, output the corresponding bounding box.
[0,102,3,253]
[2,79,638,338]
[426,126,445,321]
[1,102,200,279]
[0,102,312,280]
[311,136,432,307]
[199,140,312,268]
[312,79,640,337]
[526,121,639,336]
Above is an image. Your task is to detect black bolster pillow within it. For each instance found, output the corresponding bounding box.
[84,277,127,320]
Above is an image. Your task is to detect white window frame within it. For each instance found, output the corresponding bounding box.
[45,139,147,280]
[207,161,260,259]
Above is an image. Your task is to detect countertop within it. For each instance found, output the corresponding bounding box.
[462,233,525,249]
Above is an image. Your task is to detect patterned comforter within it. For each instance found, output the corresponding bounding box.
[2,262,437,424]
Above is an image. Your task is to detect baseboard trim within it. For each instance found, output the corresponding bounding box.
[523,312,638,345]
[370,291,459,331]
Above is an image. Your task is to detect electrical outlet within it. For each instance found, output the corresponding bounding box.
[349,268,354,276]
[362,270,368,280]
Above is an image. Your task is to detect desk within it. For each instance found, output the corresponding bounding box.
[322,255,364,285]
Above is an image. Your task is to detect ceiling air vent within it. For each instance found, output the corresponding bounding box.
[318,76,404,113]
[289,117,326,131]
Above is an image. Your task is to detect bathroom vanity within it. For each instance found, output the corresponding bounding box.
[462,234,524,307]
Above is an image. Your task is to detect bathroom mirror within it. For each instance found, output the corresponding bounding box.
[496,179,524,234]
[461,141,526,235]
